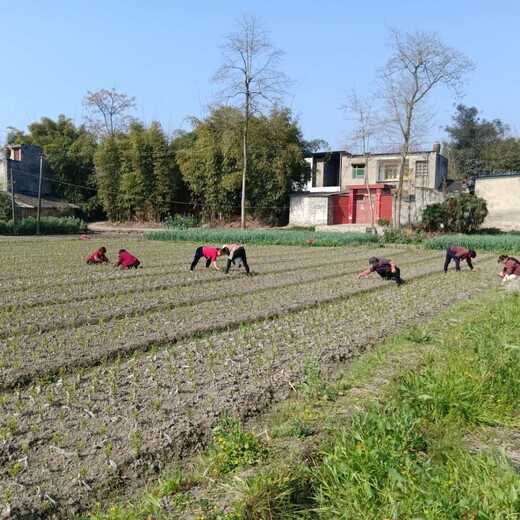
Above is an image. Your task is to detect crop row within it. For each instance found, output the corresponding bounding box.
[0,248,430,335]
[0,253,497,391]
[0,245,386,307]
[0,253,503,518]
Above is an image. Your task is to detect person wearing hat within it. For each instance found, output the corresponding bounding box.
[443,245,476,272]
[358,257,404,286]
[498,254,520,279]
[221,244,251,274]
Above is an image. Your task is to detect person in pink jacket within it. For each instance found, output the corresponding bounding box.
[116,249,141,270]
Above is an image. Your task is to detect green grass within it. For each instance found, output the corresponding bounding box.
[144,228,379,247]
[425,234,520,253]
[306,291,520,519]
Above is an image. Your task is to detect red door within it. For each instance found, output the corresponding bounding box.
[332,195,349,224]
[355,195,372,224]
[380,194,393,223]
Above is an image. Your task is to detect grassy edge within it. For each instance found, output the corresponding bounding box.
[78,287,520,519]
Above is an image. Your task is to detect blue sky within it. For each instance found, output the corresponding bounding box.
[1,0,519,151]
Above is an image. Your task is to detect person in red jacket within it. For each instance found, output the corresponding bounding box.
[443,245,476,272]
[87,247,111,265]
[498,254,520,278]
[358,257,404,286]
[189,246,223,271]
[116,249,140,270]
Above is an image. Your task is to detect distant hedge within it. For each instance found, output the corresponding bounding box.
[424,234,520,253]
[145,228,380,247]
[0,216,88,235]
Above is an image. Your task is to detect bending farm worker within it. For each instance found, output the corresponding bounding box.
[498,254,520,280]
[116,249,141,270]
[189,246,223,271]
[87,247,111,265]
[358,257,405,286]
[221,244,251,274]
[443,245,476,272]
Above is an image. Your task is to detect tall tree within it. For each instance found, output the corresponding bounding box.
[444,104,507,177]
[380,28,474,227]
[83,88,136,140]
[214,12,290,229]
[176,105,311,225]
[25,115,97,204]
[175,106,242,221]
[94,136,124,221]
[343,90,378,233]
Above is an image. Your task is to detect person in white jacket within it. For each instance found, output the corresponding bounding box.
[221,244,251,274]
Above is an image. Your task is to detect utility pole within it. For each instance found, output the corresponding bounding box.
[37,153,43,235]
[10,167,16,235]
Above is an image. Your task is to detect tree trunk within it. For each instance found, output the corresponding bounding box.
[241,96,249,230]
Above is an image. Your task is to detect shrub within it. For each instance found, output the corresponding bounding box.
[421,203,445,232]
[0,216,88,235]
[164,214,200,229]
[0,192,11,221]
[422,194,488,234]
[383,227,423,244]
[0,220,13,235]
[443,194,488,233]
[205,414,268,475]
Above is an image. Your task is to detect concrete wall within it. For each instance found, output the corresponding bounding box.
[0,160,7,192]
[400,188,446,226]
[475,176,520,231]
[289,194,331,226]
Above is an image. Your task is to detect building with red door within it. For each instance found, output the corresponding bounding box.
[289,145,448,227]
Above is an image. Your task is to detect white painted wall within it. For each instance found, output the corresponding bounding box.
[289,194,330,226]
[475,176,520,231]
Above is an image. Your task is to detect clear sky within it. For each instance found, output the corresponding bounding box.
[1,0,519,152]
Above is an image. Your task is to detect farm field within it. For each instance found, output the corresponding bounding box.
[0,235,502,518]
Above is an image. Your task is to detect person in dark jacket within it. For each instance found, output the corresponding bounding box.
[358,257,404,286]
[498,254,520,279]
[443,245,476,272]
[221,244,251,274]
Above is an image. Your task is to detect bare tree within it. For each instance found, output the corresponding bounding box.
[379,28,474,227]
[214,13,290,229]
[343,90,379,234]
[83,88,136,140]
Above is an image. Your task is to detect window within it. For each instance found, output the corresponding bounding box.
[351,164,365,179]
[12,148,21,161]
[378,162,409,182]
[416,161,429,176]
